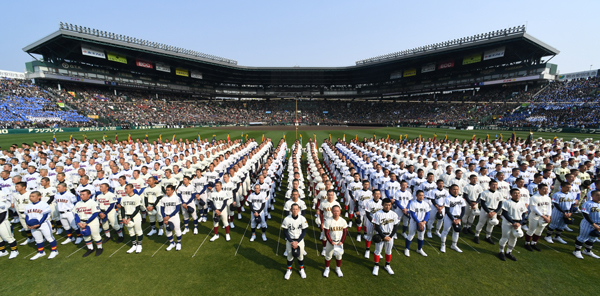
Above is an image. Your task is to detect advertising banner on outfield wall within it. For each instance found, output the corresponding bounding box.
[107,52,127,64]
[156,63,170,73]
[176,68,189,77]
[390,71,402,79]
[81,45,106,59]
[421,63,436,73]
[403,68,417,77]
[557,70,598,81]
[483,46,505,60]
[136,59,153,69]
[463,53,482,65]
[0,127,121,134]
[438,60,454,69]
[191,71,203,79]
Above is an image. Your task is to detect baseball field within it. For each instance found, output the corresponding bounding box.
[0,126,599,296]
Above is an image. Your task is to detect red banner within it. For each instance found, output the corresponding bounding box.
[136,59,153,69]
[438,60,454,69]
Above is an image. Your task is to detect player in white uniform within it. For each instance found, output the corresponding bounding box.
[473,180,502,245]
[283,190,307,217]
[208,182,232,241]
[391,180,412,238]
[283,204,309,280]
[160,185,183,251]
[440,184,466,253]
[96,183,124,243]
[74,189,103,257]
[345,173,362,222]
[13,182,34,245]
[462,174,483,235]
[55,183,80,244]
[573,190,600,259]
[178,176,198,235]
[353,180,373,242]
[318,190,342,256]
[498,188,528,261]
[362,189,382,259]
[371,198,399,276]
[405,190,431,257]
[120,184,144,254]
[322,205,347,278]
[191,169,209,223]
[524,184,551,251]
[0,193,18,259]
[38,177,60,234]
[144,177,164,236]
[427,180,447,238]
[247,184,268,242]
[25,191,59,260]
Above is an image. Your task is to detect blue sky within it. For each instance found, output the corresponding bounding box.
[1,0,598,73]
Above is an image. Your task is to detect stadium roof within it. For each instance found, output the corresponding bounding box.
[22,23,560,95]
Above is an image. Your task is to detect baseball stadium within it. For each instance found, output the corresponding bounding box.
[1,3,600,295]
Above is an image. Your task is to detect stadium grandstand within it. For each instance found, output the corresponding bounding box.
[0,23,598,129]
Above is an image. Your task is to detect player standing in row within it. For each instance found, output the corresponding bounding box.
[404,190,430,257]
[209,182,231,242]
[363,189,382,259]
[283,204,308,280]
[74,190,103,257]
[178,176,198,235]
[372,198,399,276]
[524,184,551,251]
[121,184,144,254]
[55,183,80,245]
[143,177,163,237]
[473,180,501,244]
[498,189,528,261]
[440,185,466,253]
[0,190,18,259]
[26,191,59,260]
[247,184,268,242]
[573,190,600,259]
[161,185,182,251]
[319,190,341,256]
[322,205,347,278]
[96,183,124,243]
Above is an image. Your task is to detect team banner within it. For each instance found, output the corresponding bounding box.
[462,53,482,65]
[191,71,203,79]
[421,63,435,73]
[390,71,402,80]
[81,45,106,59]
[136,59,153,69]
[57,103,65,107]
[403,68,417,77]
[176,68,189,77]
[107,52,127,64]
[156,62,171,73]
[483,46,505,60]
[438,60,454,69]
[87,115,99,119]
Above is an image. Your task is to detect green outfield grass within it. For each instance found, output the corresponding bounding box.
[2,126,599,149]
[0,127,599,295]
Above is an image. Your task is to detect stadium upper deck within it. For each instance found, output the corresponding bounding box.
[22,23,559,99]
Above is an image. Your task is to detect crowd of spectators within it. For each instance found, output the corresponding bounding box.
[1,76,599,129]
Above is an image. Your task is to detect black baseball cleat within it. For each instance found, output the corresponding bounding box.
[467,228,474,235]
[103,237,111,243]
[462,228,469,234]
[485,237,495,245]
[95,248,103,256]
[498,252,506,261]
[473,236,479,244]
[531,244,541,252]
[505,252,517,261]
[524,244,533,251]
[117,236,124,243]
[82,249,94,258]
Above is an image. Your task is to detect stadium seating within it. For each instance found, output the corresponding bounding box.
[2,77,600,129]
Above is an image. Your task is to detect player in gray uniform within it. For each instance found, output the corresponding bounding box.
[573,190,600,259]
[544,182,575,244]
